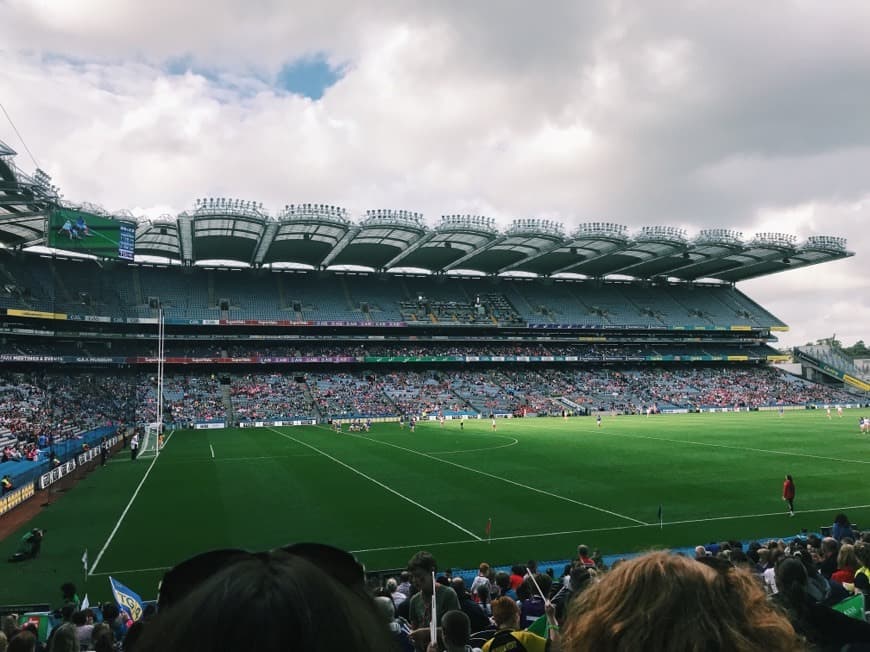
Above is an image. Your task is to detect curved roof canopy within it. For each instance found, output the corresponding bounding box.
[0,185,853,282]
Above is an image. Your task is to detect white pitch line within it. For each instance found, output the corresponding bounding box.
[209,444,215,459]
[430,437,520,455]
[91,501,870,574]
[89,430,175,576]
[267,428,482,541]
[607,431,870,465]
[342,429,647,526]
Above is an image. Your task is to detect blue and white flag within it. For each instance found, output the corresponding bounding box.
[109,576,144,621]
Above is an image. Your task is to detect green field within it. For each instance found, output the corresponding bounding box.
[2,409,868,605]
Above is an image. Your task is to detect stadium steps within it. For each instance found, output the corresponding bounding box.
[221,383,235,426]
[131,267,143,306]
[207,271,215,309]
[47,261,74,308]
[563,285,598,323]
[340,278,354,312]
[301,381,322,422]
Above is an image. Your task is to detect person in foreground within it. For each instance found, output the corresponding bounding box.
[133,543,397,651]
[561,551,804,651]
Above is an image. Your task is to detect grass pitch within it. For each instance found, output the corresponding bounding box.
[2,409,868,605]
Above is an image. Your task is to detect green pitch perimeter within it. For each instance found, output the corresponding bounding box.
[2,409,868,605]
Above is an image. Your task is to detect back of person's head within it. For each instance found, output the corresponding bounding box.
[490,596,520,629]
[8,630,36,652]
[408,550,437,574]
[821,537,838,556]
[134,551,395,651]
[774,557,809,611]
[441,610,471,650]
[386,577,398,593]
[522,573,552,600]
[835,513,850,527]
[577,545,590,558]
[373,595,396,623]
[569,566,592,591]
[60,583,76,601]
[70,611,87,627]
[450,577,467,597]
[495,571,511,592]
[855,542,870,568]
[476,583,490,604]
[100,604,119,623]
[838,543,858,570]
[90,624,113,652]
[562,551,802,652]
[1,616,18,640]
[479,562,490,576]
[48,623,80,652]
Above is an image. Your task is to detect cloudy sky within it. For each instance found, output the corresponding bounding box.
[0,0,867,348]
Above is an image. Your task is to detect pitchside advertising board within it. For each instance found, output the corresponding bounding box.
[47,208,135,260]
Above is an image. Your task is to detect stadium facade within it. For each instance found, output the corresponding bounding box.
[0,139,865,436]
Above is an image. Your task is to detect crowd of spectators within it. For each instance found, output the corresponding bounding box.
[2,338,784,361]
[14,517,870,651]
[230,374,314,421]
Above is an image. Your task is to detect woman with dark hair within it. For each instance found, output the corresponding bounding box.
[773,555,870,650]
[134,549,396,651]
[562,552,803,651]
[832,513,855,541]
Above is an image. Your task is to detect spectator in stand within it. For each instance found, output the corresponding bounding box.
[48,622,79,651]
[134,545,394,651]
[576,546,595,569]
[407,551,460,648]
[493,573,515,600]
[518,573,552,630]
[386,577,407,609]
[832,543,859,586]
[818,537,839,579]
[450,577,490,634]
[469,563,492,601]
[0,475,11,494]
[773,555,870,650]
[853,542,870,599]
[832,513,855,542]
[482,596,557,651]
[551,566,592,625]
[428,610,480,652]
[7,630,37,652]
[563,552,802,651]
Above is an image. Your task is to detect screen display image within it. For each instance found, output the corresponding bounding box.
[47,208,135,261]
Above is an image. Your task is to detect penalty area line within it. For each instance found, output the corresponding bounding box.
[268,428,482,541]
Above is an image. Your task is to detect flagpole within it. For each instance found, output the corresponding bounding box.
[430,570,437,647]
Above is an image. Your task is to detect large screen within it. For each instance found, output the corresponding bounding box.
[47,208,135,261]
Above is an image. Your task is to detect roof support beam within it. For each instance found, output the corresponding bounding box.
[320,226,360,268]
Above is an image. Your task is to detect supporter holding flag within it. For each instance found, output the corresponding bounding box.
[109,576,144,622]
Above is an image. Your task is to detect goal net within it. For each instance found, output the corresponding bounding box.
[139,423,162,458]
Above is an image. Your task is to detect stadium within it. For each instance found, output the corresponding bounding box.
[1,128,870,645]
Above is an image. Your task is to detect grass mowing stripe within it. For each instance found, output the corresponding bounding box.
[267,428,483,541]
[343,428,649,526]
[88,430,175,576]
[605,431,870,465]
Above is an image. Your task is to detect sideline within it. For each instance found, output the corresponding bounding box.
[90,501,870,575]
[88,430,175,576]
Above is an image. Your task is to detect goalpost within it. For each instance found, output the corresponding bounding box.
[139,306,165,459]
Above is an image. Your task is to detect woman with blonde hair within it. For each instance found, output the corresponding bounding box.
[562,552,804,651]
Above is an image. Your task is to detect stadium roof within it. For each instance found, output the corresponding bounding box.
[0,183,855,282]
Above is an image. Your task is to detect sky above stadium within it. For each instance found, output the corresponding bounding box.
[0,0,868,348]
